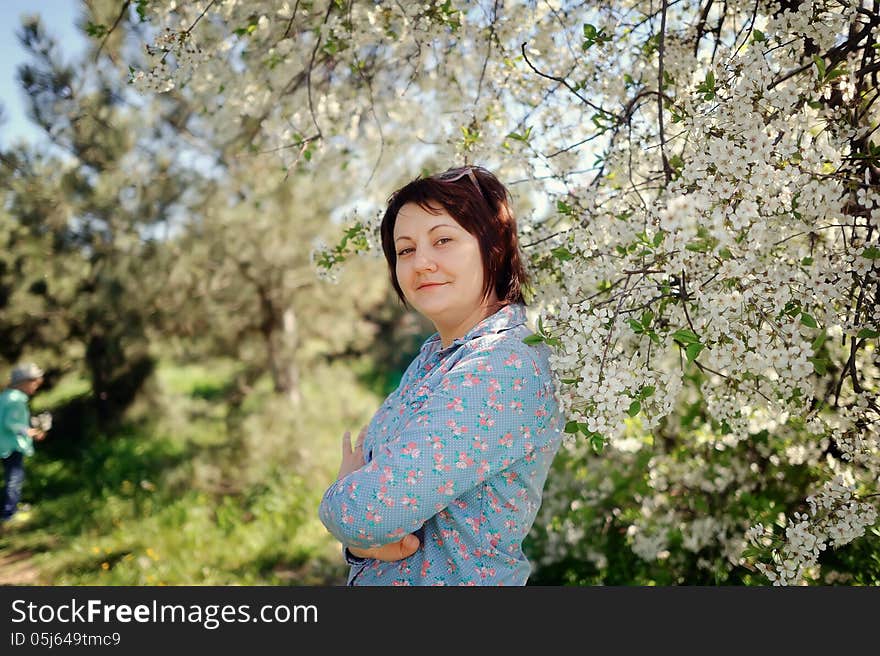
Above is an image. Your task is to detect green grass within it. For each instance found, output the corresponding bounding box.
[0,357,384,585]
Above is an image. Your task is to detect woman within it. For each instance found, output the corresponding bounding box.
[318,166,563,585]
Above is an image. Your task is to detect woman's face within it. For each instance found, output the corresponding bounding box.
[393,202,490,323]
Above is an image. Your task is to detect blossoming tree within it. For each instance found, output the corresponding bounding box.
[123,0,878,584]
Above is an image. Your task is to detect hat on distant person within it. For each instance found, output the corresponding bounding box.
[10,363,45,386]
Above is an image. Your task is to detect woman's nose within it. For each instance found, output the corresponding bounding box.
[414,251,437,271]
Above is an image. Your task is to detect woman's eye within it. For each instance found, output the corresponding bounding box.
[436,238,452,245]
[397,248,413,256]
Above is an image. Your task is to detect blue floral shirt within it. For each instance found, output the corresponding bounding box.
[319,303,563,586]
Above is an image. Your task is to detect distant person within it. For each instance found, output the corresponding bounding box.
[0,363,47,526]
[319,166,564,585]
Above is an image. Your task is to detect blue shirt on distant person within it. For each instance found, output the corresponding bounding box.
[319,303,563,585]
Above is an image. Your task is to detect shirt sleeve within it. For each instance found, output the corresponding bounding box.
[318,340,557,549]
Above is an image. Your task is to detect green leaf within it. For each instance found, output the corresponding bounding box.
[560,378,580,384]
[641,311,654,328]
[752,29,765,43]
[85,22,108,38]
[523,334,544,345]
[627,401,641,417]
[551,246,573,261]
[589,434,605,453]
[811,333,827,352]
[809,357,828,375]
[800,313,818,328]
[628,318,644,333]
[564,420,580,434]
[556,200,573,215]
[639,385,655,399]
[857,328,880,339]
[672,329,700,344]
[686,342,705,362]
[801,257,813,266]
[812,55,826,80]
[862,246,880,259]
[135,0,149,21]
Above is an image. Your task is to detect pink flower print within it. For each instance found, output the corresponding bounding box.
[346,481,359,498]
[401,442,421,458]
[401,495,418,510]
[387,527,406,539]
[456,451,475,469]
[498,432,514,448]
[429,434,444,450]
[503,470,518,485]
[478,412,495,428]
[509,400,523,413]
[465,516,482,533]
[446,558,457,574]
[476,566,496,580]
[463,372,481,387]
[504,518,517,532]
[365,505,383,524]
[504,352,522,369]
[531,359,541,375]
[437,480,455,495]
[379,466,394,484]
[519,424,532,438]
[477,460,490,479]
[512,377,524,391]
[416,413,430,426]
[420,560,431,578]
[535,405,548,418]
[446,419,468,436]
[486,532,501,548]
[471,435,488,451]
[433,452,450,472]
[446,397,464,412]
[476,361,493,373]
[405,469,421,485]
[487,378,501,394]
[391,580,411,586]
[451,498,468,510]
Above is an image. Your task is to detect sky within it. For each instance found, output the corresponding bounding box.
[0,0,88,147]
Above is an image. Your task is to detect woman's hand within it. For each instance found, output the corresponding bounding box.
[349,534,421,562]
[27,428,46,441]
[336,426,367,480]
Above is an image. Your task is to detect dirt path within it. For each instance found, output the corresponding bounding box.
[0,549,42,585]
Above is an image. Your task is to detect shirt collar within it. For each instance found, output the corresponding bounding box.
[421,303,527,355]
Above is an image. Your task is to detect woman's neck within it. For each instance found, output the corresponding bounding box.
[437,300,504,348]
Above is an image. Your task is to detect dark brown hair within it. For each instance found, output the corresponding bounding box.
[379,166,530,308]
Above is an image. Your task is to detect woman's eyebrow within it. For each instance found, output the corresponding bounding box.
[394,223,457,242]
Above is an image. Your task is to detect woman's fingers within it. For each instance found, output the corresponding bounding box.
[354,426,367,451]
[341,430,352,456]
